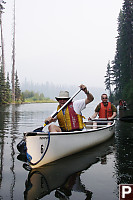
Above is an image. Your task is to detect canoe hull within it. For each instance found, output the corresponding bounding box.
[25,122,115,168]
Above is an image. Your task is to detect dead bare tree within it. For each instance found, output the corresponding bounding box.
[0,1,5,78]
[12,0,15,103]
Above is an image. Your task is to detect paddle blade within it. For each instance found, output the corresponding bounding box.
[33,126,44,132]
[17,139,27,154]
[33,123,47,132]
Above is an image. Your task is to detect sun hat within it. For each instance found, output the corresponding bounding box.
[55,91,70,100]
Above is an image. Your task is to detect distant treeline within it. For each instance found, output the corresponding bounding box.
[21,81,79,100]
[21,80,106,102]
[0,66,54,104]
[22,90,54,103]
[105,0,133,104]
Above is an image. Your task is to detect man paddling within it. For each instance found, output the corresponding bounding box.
[45,84,94,132]
[88,93,117,128]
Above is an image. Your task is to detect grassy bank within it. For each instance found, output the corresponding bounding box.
[23,99,56,103]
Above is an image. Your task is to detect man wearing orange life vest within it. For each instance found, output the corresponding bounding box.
[88,93,117,126]
[45,84,94,132]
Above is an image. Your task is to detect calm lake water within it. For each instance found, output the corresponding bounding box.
[0,102,133,200]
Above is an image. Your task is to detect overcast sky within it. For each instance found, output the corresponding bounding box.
[2,0,123,89]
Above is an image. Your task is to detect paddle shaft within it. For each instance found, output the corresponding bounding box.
[33,88,82,131]
[45,88,82,125]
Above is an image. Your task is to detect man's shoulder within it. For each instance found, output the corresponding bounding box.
[111,103,117,111]
[95,103,101,112]
[97,103,101,107]
[73,99,86,114]
[73,99,85,105]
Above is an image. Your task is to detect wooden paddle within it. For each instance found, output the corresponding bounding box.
[33,88,82,132]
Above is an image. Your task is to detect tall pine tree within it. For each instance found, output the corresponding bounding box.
[5,73,11,103]
[111,0,133,103]
[15,70,21,102]
[104,61,112,94]
[0,65,6,104]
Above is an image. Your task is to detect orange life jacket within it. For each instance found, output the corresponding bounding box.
[57,102,84,131]
[119,101,123,106]
[99,102,113,118]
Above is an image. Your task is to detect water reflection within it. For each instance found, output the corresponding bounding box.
[0,103,133,199]
[115,120,133,185]
[55,172,92,200]
[0,104,20,199]
[10,105,18,200]
[0,105,11,189]
[24,138,114,200]
[0,105,6,188]
[113,106,133,200]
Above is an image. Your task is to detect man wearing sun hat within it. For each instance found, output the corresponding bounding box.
[45,84,94,132]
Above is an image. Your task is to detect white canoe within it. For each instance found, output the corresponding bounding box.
[24,138,114,199]
[24,121,115,169]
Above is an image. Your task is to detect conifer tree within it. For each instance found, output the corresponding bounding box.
[5,72,11,103]
[105,61,115,101]
[111,0,133,102]
[15,70,21,102]
[105,61,112,94]
[0,65,6,104]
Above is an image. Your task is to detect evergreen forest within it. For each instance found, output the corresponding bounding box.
[0,1,22,104]
[1,0,133,105]
[105,0,133,105]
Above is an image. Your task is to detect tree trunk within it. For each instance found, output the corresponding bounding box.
[12,0,15,103]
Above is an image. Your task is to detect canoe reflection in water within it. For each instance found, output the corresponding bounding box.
[24,137,114,200]
[55,171,92,200]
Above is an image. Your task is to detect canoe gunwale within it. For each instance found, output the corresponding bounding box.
[25,121,115,137]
